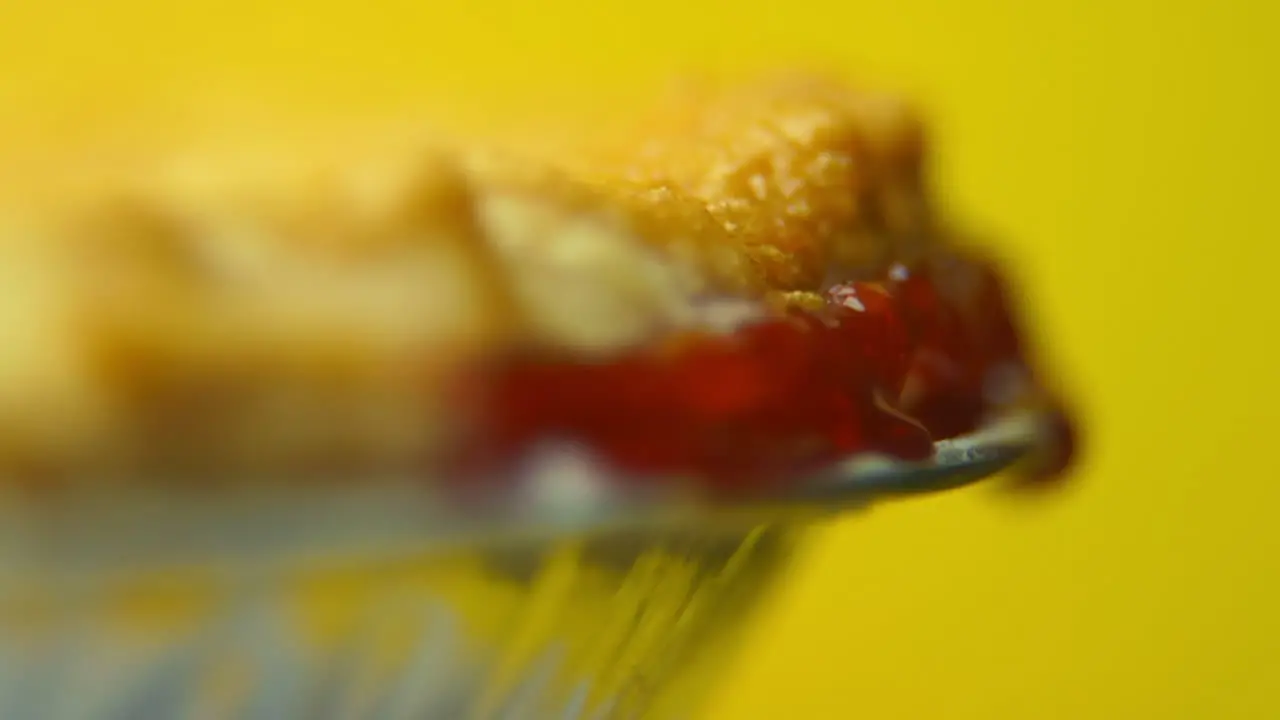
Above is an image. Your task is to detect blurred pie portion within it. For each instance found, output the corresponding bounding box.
[0,73,1067,491]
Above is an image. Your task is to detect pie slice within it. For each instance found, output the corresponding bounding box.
[0,73,1074,492]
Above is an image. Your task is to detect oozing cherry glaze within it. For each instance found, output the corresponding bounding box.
[456,250,1073,494]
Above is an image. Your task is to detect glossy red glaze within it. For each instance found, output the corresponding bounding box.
[459,251,1073,492]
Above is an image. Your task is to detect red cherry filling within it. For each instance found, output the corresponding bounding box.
[456,251,1073,493]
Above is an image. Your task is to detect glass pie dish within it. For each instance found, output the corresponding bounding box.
[0,414,1049,720]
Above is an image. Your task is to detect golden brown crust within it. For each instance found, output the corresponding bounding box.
[531,73,936,294]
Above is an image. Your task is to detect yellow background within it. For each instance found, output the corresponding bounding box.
[2,0,1277,717]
